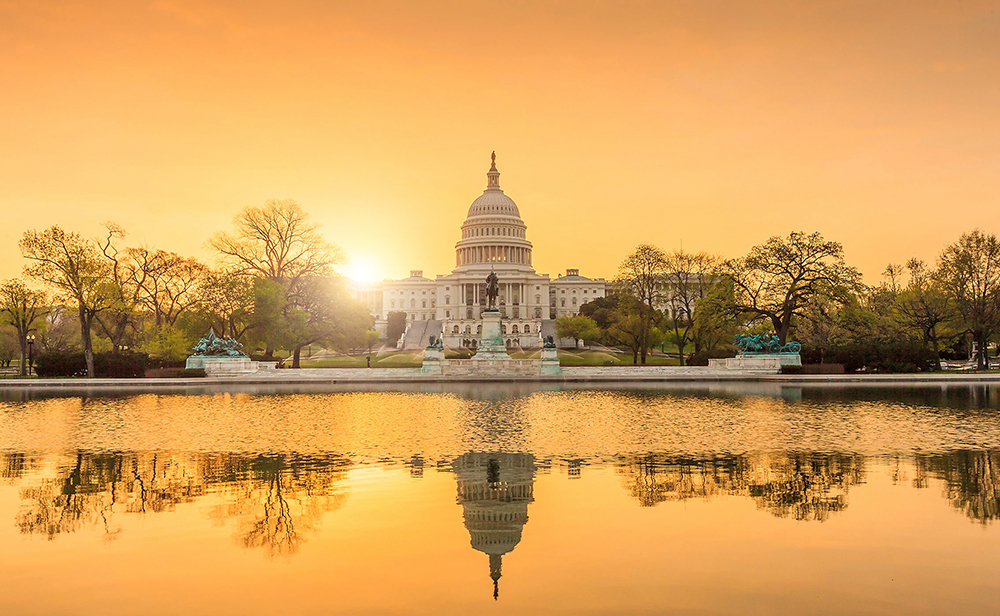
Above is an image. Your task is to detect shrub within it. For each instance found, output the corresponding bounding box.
[34,351,86,377]
[94,352,150,378]
[34,351,151,378]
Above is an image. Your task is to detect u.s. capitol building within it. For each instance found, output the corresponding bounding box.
[355,154,609,349]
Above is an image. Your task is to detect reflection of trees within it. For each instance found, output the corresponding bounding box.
[617,452,864,522]
[208,454,350,557]
[914,450,1000,524]
[2,452,31,483]
[13,451,350,554]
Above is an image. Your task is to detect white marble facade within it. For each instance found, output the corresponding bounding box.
[355,154,609,348]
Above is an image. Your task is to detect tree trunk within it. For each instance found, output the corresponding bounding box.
[18,339,27,377]
[79,305,95,378]
[292,345,302,369]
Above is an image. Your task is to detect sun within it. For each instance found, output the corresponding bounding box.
[342,257,380,283]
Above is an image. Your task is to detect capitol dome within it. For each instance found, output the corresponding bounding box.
[454,153,534,271]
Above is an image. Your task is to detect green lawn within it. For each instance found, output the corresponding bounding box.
[296,347,682,368]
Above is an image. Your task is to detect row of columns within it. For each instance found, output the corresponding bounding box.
[457,245,531,266]
[458,282,526,306]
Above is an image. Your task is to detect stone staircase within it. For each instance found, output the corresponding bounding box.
[402,320,442,350]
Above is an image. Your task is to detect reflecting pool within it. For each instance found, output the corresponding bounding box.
[1,383,999,615]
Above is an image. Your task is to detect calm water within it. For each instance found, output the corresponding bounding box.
[1,383,999,615]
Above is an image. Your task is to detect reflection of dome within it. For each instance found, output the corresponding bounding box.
[454,452,535,600]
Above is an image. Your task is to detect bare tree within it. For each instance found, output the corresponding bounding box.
[20,226,114,377]
[130,248,207,327]
[725,232,861,344]
[0,279,49,375]
[208,199,345,290]
[95,224,146,352]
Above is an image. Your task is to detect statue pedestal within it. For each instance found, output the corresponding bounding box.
[708,353,800,372]
[420,347,445,375]
[540,346,562,375]
[473,310,511,360]
[185,356,259,375]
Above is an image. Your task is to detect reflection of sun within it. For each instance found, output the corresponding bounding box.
[342,257,379,283]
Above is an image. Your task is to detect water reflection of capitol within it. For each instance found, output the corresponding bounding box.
[453,452,535,600]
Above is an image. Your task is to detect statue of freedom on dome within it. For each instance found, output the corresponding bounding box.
[485,270,500,310]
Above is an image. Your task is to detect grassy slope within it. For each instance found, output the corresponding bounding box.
[297,348,681,368]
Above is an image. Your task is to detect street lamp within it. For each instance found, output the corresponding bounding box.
[26,334,35,376]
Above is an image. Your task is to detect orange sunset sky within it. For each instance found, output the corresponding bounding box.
[1,1,998,284]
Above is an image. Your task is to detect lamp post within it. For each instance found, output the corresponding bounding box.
[26,334,35,376]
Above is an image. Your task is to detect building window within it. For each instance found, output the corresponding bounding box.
[572,297,577,306]
[524,325,531,333]
[453,325,459,334]
[446,310,451,318]
[411,299,416,309]
[445,296,450,304]
[561,299,566,307]
[512,325,519,334]
[390,300,395,308]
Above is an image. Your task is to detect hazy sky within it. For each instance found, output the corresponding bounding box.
[2,1,998,283]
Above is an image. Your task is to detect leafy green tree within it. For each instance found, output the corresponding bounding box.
[608,293,664,364]
[725,231,861,345]
[0,279,49,375]
[663,250,719,365]
[0,327,18,368]
[386,311,407,344]
[937,230,1000,370]
[193,269,255,341]
[615,244,669,363]
[685,277,739,364]
[364,330,381,355]
[896,258,956,367]
[283,276,372,368]
[555,315,600,348]
[20,226,115,377]
[578,293,617,333]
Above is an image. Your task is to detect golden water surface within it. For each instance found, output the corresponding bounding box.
[1,383,998,615]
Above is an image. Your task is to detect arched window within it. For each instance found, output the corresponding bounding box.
[410,299,416,309]
[572,297,577,306]
[561,299,566,307]
[524,325,531,333]
[453,325,459,334]
[465,325,471,334]
[390,300,395,308]
[502,324,507,334]
[535,295,540,304]
[512,325,519,334]
[422,300,427,308]
[445,295,450,305]
[476,325,482,334]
